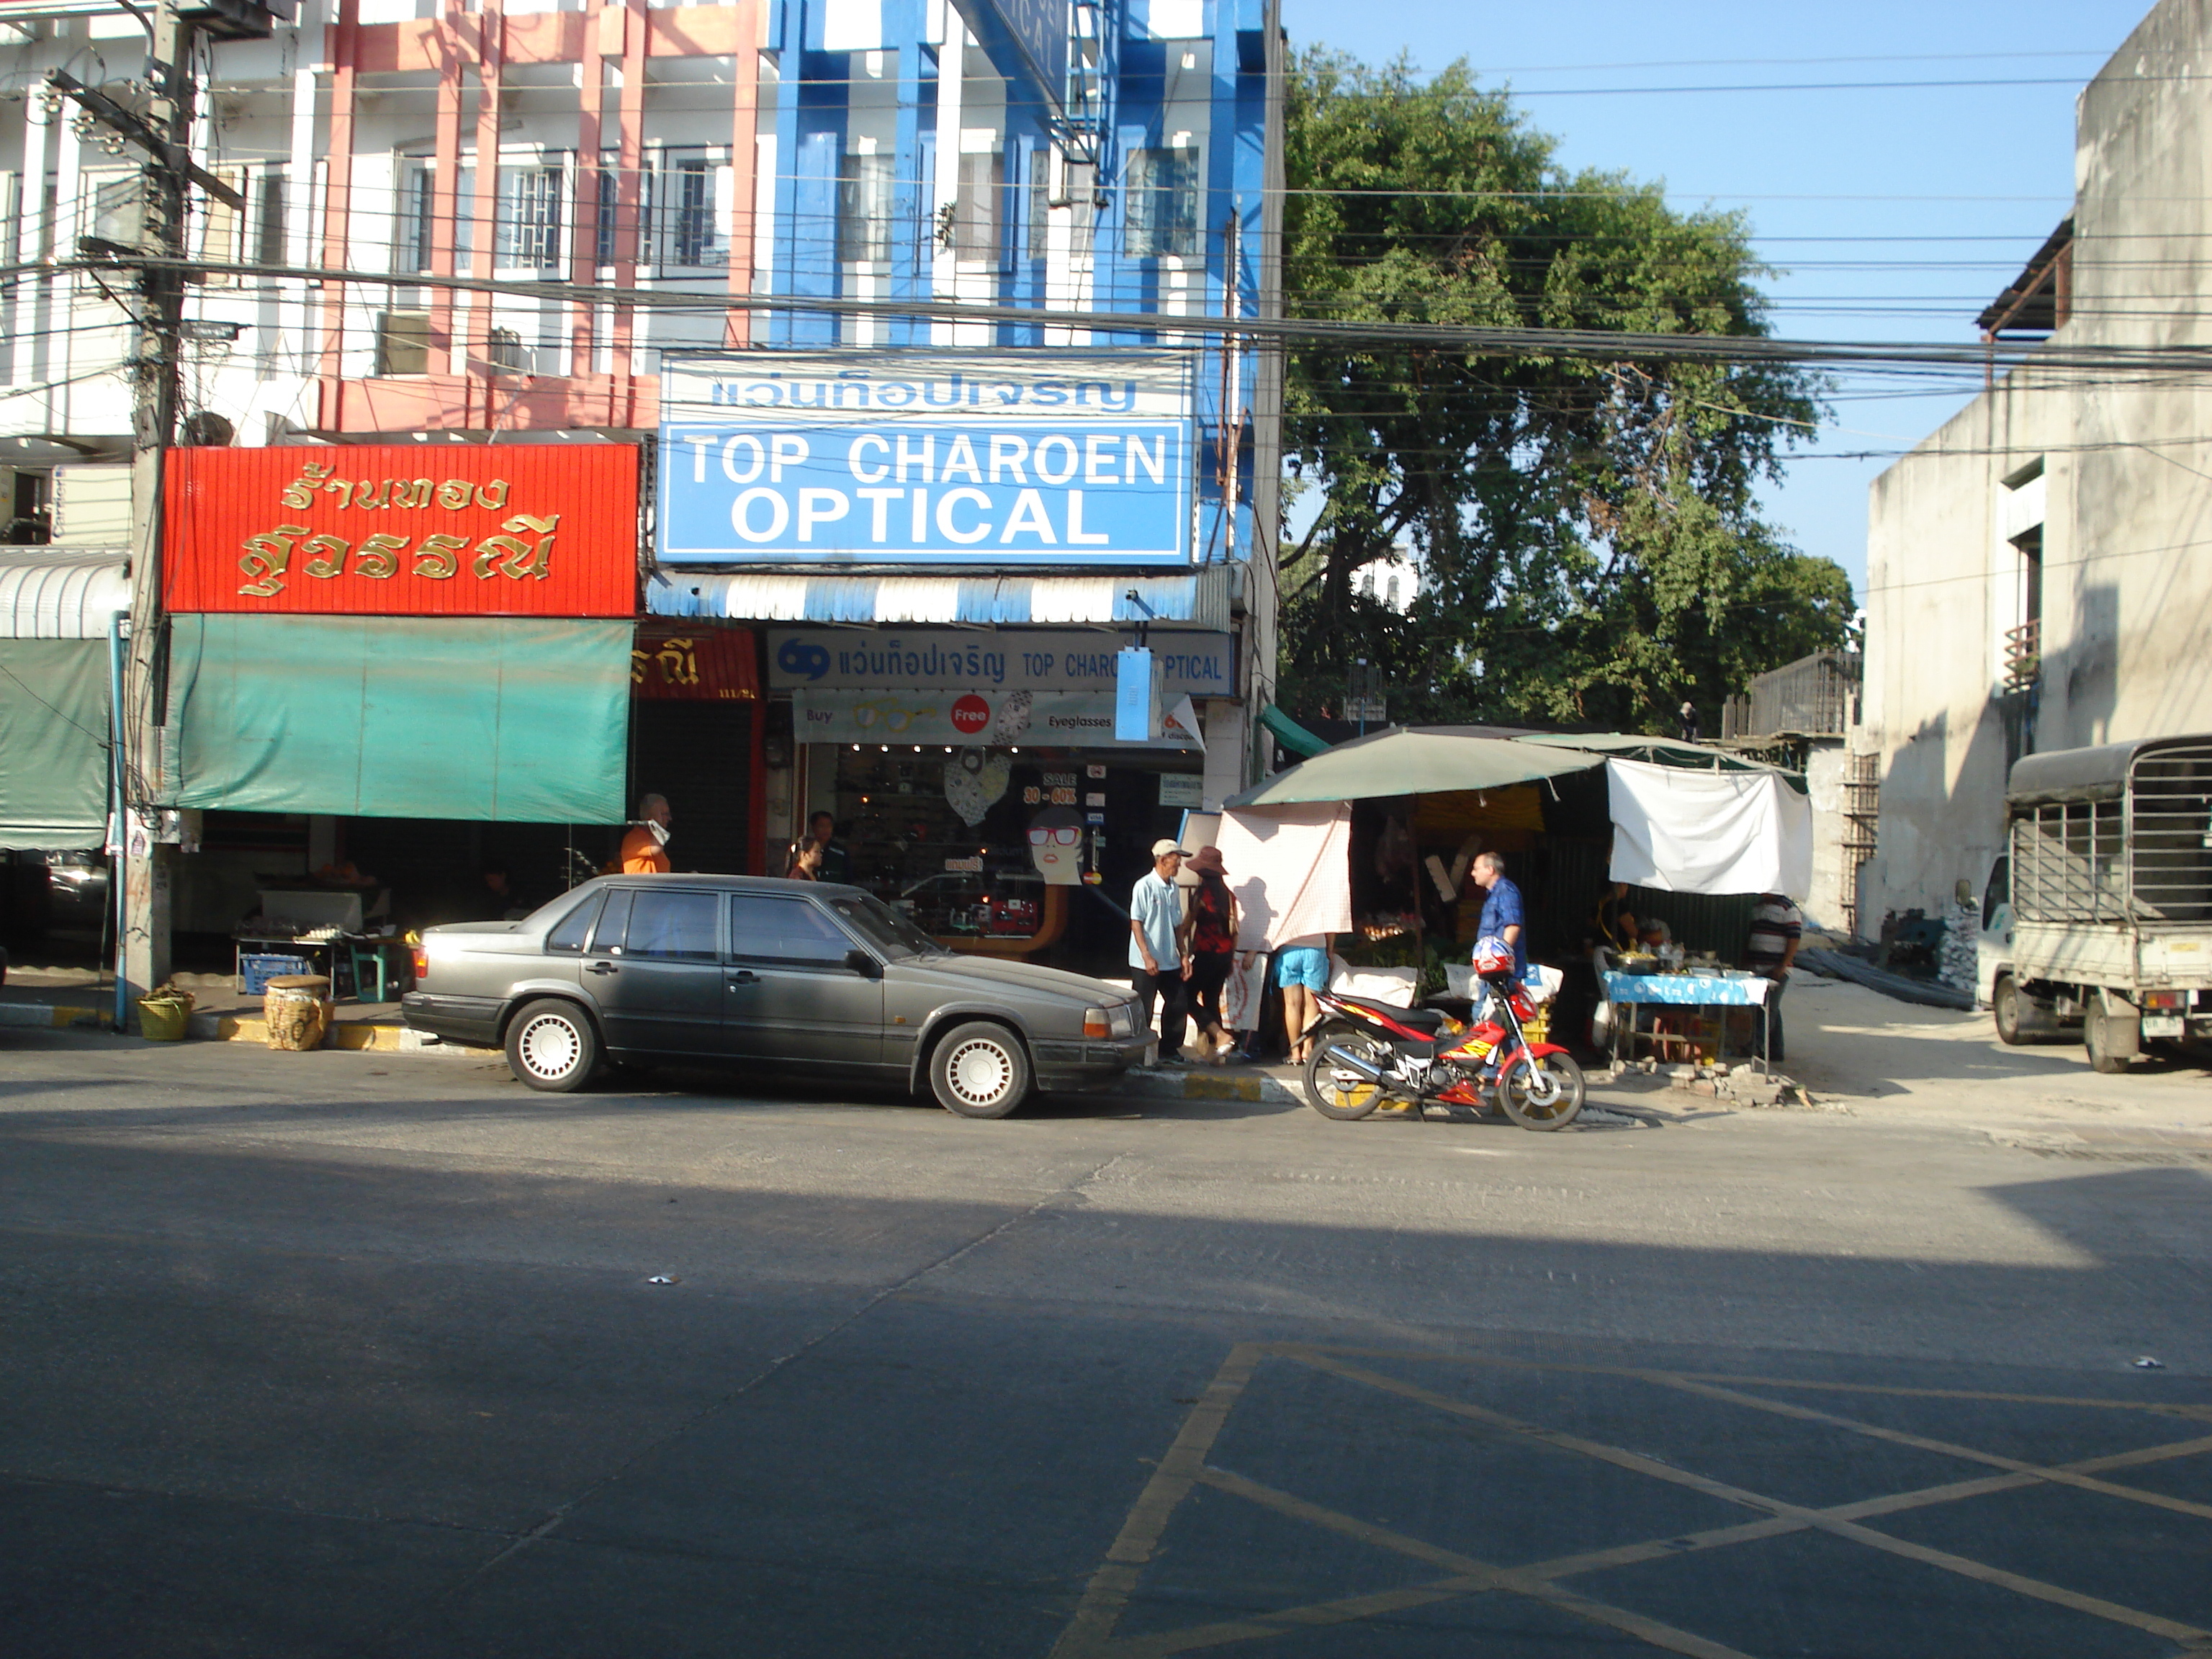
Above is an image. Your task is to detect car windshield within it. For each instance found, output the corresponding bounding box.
[832,894,944,960]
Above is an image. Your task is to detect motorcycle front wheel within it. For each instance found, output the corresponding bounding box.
[1303,1023,1394,1120]
[1496,1051,1586,1130]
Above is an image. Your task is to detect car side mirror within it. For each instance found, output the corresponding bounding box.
[844,948,881,979]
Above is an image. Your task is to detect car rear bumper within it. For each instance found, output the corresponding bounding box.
[400,992,502,1047]
[1033,1033,1154,1089]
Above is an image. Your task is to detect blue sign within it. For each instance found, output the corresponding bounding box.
[658,350,1197,567]
[951,0,1069,111]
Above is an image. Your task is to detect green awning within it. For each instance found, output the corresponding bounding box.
[1226,725,1599,808]
[1257,703,1332,760]
[170,616,630,822]
[0,638,112,850]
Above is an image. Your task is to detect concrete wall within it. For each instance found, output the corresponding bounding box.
[1862,0,2212,924]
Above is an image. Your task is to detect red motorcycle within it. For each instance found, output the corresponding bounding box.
[1300,945,1585,1130]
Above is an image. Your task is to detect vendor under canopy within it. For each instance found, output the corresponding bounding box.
[1217,726,1812,1010]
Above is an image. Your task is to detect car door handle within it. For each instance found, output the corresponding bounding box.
[728,970,760,986]
[585,961,618,975]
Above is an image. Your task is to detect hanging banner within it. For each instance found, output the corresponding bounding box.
[657,349,1197,567]
[793,687,1200,749]
[767,627,1232,696]
[163,445,639,616]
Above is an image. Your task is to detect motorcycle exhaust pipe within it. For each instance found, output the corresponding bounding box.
[1321,1043,1388,1082]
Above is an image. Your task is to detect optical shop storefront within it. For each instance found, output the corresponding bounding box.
[160,443,642,943]
[654,345,1243,975]
[760,621,1232,970]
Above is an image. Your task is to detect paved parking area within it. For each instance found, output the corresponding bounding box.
[1,1030,2207,1658]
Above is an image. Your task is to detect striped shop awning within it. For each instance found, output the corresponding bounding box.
[644,567,1233,632]
[0,548,130,639]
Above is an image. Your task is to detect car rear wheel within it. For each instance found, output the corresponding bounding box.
[929,1021,1033,1118]
[505,999,600,1092]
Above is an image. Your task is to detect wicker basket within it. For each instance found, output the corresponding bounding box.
[264,975,333,1051]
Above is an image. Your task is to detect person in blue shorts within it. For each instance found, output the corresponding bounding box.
[1275,934,1333,1064]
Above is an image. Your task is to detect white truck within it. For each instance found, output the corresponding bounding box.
[1976,735,2212,1071]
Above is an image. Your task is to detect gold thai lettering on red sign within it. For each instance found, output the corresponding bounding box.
[237,463,553,597]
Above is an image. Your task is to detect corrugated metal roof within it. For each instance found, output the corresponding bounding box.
[646,567,1231,631]
[0,549,130,639]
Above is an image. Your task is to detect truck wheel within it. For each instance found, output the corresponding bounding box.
[2084,1004,2132,1074]
[1993,976,2027,1046]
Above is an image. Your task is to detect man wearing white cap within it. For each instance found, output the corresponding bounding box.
[1130,839,1192,1064]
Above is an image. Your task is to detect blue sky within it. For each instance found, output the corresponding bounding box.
[1274,0,2158,601]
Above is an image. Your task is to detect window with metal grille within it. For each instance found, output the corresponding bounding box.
[1125,145,1199,259]
[495,163,565,271]
[659,156,721,268]
[838,152,893,264]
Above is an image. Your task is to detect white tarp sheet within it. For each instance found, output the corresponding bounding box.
[1215,802,1354,950]
[1606,758,1812,898]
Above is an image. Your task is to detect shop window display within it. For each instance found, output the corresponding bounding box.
[830,745,1200,968]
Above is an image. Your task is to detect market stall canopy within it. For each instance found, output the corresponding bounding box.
[1223,727,1599,808]
[1511,731,1784,775]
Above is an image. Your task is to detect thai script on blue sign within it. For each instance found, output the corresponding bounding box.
[657,350,1197,567]
[766,628,1232,693]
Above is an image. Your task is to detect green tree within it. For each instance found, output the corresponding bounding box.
[1277,51,1855,732]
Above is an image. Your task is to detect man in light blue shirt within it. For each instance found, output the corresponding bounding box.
[1129,839,1191,1062]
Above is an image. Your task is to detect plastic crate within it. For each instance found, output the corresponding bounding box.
[240,953,312,994]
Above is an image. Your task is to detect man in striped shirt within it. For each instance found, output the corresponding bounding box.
[1745,893,1804,1064]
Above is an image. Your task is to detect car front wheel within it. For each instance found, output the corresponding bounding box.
[505,998,601,1092]
[928,1021,1033,1119]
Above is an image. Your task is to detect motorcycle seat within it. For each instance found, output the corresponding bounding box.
[1339,996,1450,1033]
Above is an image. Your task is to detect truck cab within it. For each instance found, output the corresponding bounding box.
[1998,735,2212,1071]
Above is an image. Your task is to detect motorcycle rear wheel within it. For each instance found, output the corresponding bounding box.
[1303,1023,1393,1120]
[1497,1051,1586,1130]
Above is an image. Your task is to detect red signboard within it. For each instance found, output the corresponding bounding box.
[164,444,638,616]
[631,626,760,700]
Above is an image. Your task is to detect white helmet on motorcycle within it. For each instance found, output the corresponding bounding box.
[1473,935,1515,981]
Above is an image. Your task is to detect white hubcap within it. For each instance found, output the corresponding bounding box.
[519,1014,582,1079]
[946,1038,1013,1106]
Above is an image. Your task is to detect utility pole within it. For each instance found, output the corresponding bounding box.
[119,0,196,1013]
[51,0,269,1014]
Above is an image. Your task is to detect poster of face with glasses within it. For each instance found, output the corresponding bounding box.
[1028,806,1086,885]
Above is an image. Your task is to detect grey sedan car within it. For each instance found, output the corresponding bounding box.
[401,875,1150,1117]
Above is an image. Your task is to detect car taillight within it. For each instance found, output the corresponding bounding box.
[1084,1008,1111,1040]
[410,946,428,981]
[2142,990,2182,1010]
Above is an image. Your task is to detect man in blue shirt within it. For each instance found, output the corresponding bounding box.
[1471,851,1527,981]
[1129,839,1192,1062]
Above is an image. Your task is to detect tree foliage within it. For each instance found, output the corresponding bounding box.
[1277,51,1856,732]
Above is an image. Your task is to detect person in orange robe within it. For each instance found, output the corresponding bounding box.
[620,793,673,873]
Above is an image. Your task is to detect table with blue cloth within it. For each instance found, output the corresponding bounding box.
[1601,970,1775,1071]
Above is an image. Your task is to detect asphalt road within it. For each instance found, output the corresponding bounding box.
[3,1030,2208,1659]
